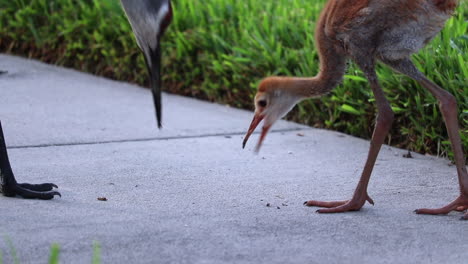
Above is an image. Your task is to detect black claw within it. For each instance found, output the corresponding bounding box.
[18,183,58,192]
[38,191,61,200]
[7,183,61,200]
[303,201,308,206]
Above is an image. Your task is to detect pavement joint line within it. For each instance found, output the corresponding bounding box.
[8,127,310,150]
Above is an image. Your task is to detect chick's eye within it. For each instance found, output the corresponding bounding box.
[258,100,267,107]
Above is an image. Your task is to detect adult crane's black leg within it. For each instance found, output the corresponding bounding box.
[0,121,60,199]
[382,58,468,220]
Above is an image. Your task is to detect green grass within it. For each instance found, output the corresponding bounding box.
[92,241,100,264]
[0,239,100,264]
[48,244,60,264]
[0,0,466,160]
[3,236,19,264]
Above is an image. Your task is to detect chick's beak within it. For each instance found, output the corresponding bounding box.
[242,113,272,152]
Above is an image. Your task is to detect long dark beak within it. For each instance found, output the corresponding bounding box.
[242,113,271,152]
[144,44,163,129]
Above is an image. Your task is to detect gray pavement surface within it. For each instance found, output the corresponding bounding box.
[0,54,467,264]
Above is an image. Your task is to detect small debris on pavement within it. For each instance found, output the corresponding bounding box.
[288,151,293,154]
[297,133,304,137]
[266,203,271,207]
[277,206,281,209]
[97,197,107,201]
[282,203,288,206]
[403,151,413,158]
[224,135,232,138]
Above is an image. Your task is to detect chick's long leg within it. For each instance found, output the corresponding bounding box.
[306,60,393,213]
[381,58,468,220]
[0,121,60,199]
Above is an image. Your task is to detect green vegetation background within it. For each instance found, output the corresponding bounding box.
[0,0,467,160]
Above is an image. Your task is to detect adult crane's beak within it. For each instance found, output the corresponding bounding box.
[145,45,163,129]
[242,113,271,152]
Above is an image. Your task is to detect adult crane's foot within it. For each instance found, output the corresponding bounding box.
[304,194,374,213]
[415,195,468,219]
[2,182,60,199]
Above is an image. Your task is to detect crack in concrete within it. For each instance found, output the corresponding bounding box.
[8,127,309,150]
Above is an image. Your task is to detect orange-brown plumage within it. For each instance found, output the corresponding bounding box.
[433,0,458,13]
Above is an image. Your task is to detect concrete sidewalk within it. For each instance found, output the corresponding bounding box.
[0,54,466,264]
